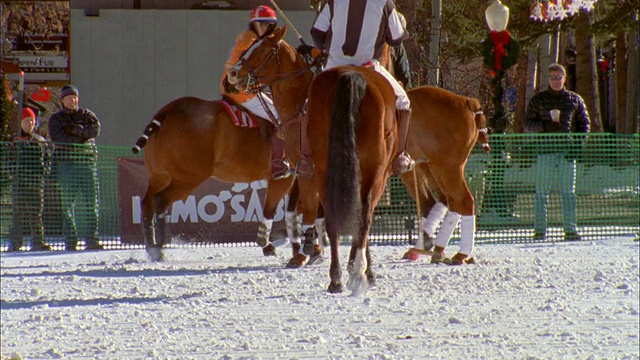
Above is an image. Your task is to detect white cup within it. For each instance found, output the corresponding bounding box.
[550,109,560,122]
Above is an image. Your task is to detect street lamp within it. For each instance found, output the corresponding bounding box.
[483,0,513,133]
[485,0,509,32]
[480,0,516,220]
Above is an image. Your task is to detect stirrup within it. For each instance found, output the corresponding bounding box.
[272,160,292,180]
[296,158,314,178]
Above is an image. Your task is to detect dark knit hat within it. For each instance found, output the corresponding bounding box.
[60,84,79,99]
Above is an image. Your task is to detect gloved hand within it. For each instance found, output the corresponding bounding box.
[296,44,314,55]
[64,124,83,136]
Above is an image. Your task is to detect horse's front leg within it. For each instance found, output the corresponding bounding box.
[260,177,295,256]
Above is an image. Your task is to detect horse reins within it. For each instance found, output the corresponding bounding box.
[243,40,318,131]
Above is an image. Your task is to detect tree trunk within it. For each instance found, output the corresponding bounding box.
[626,29,639,133]
[538,33,552,92]
[574,10,602,132]
[514,49,529,133]
[614,32,627,133]
[426,0,441,86]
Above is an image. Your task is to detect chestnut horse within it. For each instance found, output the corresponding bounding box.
[379,45,491,262]
[229,26,395,293]
[131,38,320,261]
[308,66,398,293]
[400,87,490,263]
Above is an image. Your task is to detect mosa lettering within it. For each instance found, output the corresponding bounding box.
[117,157,286,244]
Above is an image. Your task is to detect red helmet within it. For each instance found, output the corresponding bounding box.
[249,5,277,24]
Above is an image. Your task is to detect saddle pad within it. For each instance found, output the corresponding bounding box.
[217,100,259,128]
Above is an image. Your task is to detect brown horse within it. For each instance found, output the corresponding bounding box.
[131,51,315,260]
[229,27,395,293]
[307,66,397,293]
[400,86,490,263]
[378,45,491,262]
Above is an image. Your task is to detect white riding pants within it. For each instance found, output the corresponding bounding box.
[241,93,278,121]
[325,56,410,111]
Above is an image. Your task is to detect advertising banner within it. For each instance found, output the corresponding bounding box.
[117,157,288,245]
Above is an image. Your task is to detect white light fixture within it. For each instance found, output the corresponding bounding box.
[485,0,510,31]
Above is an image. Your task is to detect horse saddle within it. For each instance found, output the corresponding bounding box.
[217,100,259,128]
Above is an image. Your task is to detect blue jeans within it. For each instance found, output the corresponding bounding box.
[534,152,577,234]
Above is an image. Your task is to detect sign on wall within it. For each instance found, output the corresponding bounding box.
[117,157,288,245]
[4,32,70,83]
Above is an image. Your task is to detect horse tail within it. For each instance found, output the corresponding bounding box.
[467,98,491,153]
[325,71,366,239]
[131,114,165,154]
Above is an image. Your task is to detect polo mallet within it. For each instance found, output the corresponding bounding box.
[269,0,308,45]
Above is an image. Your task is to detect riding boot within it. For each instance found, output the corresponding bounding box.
[392,109,414,176]
[270,132,291,180]
[296,115,314,178]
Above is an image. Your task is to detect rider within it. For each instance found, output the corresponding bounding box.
[302,0,414,176]
[220,5,290,180]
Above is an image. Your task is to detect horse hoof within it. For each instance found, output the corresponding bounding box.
[307,251,324,265]
[446,253,468,266]
[430,251,446,264]
[146,247,165,262]
[285,254,307,268]
[328,282,343,294]
[302,241,315,256]
[262,244,277,257]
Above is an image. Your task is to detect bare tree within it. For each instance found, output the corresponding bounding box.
[575,10,603,132]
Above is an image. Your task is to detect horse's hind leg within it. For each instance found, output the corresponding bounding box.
[431,166,475,265]
[146,181,195,261]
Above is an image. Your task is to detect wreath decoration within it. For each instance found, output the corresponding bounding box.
[481,30,520,77]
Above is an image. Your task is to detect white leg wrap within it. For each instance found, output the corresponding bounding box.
[421,202,448,237]
[459,215,476,256]
[285,211,296,242]
[260,218,273,248]
[316,218,326,237]
[434,211,461,248]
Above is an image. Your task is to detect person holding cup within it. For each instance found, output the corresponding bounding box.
[524,63,590,241]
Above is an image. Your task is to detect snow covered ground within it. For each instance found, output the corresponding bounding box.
[1,238,638,360]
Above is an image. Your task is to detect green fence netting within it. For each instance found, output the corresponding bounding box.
[0,133,638,251]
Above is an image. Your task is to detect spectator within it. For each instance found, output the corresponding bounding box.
[524,63,590,241]
[7,107,52,251]
[48,85,103,250]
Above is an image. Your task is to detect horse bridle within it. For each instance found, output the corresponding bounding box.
[231,38,320,128]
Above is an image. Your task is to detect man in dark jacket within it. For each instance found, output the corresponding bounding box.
[48,85,103,250]
[8,107,52,251]
[524,63,590,241]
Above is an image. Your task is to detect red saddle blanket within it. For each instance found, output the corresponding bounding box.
[217,100,259,128]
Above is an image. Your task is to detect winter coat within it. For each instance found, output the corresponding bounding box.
[9,130,50,181]
[524,88,590,156]
[48,107,100,161]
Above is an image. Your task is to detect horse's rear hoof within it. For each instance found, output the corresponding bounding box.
[446,252,468,266]
[430,251,446,264]
[146,247,165,262]
[262,244,277,257]
[285,253,307,268]
[328,282,343,294]
[307,249,324,266]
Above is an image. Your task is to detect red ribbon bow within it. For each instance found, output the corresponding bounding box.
[489,30,511,73]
